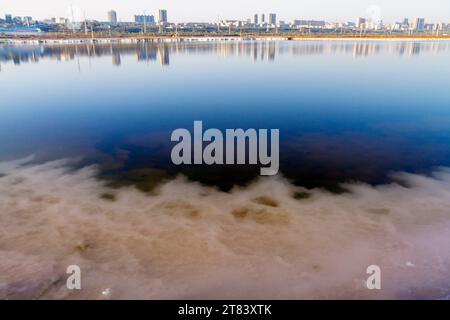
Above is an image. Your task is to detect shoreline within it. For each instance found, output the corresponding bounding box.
[1,33,450,45]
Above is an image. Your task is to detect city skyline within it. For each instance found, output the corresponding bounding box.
[1,0,450,24]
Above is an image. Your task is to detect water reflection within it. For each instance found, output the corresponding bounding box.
[1,39,450,190]
[1,40,449,68]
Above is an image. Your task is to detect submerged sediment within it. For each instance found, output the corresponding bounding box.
[1,157,450,299]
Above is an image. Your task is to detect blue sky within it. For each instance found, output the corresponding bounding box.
[1,0,449,23]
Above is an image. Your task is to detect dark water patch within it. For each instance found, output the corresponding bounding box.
[293,191,312,200]
[252,196,279,207]
[74,241,94,252]
[99,168,173,193]
[99,192,117,202]
[167,165,262,192]
[156,201,202,219]
[367,208,390,215]
[231,205,290,225]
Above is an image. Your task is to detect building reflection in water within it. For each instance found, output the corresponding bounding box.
[0,40,449,69]
[137,43,157,62]
[159,45,170,66]
[111,45,122,66]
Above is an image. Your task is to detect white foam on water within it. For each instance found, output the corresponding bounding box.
[0,157,449,299]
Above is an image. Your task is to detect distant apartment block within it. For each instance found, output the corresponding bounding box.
[159,9,168,24]
[269,13,277,25]
[58,17,69,25]
[108,10,118,24]
[294,20,326,28]
[134,15,155,24]
[356,17,366,29]
[5,14,13,24]
[414,18,425,31]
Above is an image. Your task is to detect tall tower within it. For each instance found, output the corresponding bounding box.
[269,13,277,25]
[254,14,259,25]
[159,9,168,24]
[414,18,425,31]
[108,10,118,24]
[5,14,13,24]
[356,17,366,29]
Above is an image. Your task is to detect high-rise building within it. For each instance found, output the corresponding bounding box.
[13,16,22,24]
[261,14,266,24]
[134,15,155,24]
[294,20,326,28]
[438,22,447,31]
[23,16,33,26]
[269,13,277,25]
[159,9,168,24]
[108,10,118,24]
[5,14,12,24]
[254,14,259,25]
[356,17,366,28]
[414,18,425,31]
[58,17,68,25]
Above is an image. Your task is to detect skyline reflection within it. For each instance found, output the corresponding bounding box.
[1,40,449,69]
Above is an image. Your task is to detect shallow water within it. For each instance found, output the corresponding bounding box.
[1,40,450,299]
[0,157,450,299]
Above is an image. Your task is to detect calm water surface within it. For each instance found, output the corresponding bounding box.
[1,40,450,190]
